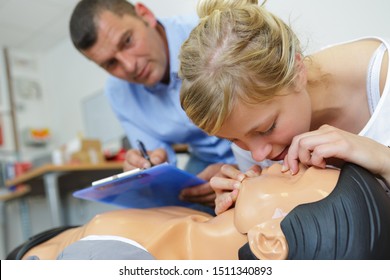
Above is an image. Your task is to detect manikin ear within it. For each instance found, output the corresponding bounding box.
[134,3,158,28]
[292,53,307,92]
[247,219,288,260]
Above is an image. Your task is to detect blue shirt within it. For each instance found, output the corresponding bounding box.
[105,15,235,166]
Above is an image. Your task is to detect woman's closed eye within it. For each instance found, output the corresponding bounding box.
[256,122,276,136]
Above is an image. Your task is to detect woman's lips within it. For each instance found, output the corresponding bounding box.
[270,147,289,161]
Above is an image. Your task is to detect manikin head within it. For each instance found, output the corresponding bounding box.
[236,163,390,260]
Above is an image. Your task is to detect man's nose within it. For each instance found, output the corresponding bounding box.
[116,52,136,74]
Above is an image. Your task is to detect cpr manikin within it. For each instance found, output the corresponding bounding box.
[14,163,390,260]
[234,163,340,260]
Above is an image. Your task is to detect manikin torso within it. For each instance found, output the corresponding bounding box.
[23,207,246,260]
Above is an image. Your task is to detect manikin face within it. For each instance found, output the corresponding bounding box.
[234,163,340,234]
[82,5,168,86]
[216,90,312,162]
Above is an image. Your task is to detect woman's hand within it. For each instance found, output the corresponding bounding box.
[179,163,225,207]
[123,148,167,171]
[210,164,262,215]
[284,125,390,184]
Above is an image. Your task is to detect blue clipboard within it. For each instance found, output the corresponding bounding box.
[73,163,206,208]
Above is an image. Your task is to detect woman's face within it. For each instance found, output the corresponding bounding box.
[234,163,340,233]
[215,89,312,162]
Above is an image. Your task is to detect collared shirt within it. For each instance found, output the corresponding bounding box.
[105,15,235,166]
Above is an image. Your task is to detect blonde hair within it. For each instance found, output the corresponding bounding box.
[179,0,302,135]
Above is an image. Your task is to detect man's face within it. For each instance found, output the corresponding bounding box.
[82,10,168,86]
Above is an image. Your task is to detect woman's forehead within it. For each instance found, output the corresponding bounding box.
[217,100,276,138]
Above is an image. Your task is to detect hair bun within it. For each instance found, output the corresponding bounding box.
[197,0,259,18]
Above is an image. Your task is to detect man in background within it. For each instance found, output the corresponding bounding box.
[69,0,235,210]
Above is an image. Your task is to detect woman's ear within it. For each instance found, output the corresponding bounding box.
[247,220,288,260]
[293,53,307,92]
[134,3,157,27]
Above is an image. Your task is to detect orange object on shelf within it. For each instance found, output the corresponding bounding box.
[24,127,51,146]
[30,128,50,139]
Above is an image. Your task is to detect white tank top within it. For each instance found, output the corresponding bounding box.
[359,37,390,147]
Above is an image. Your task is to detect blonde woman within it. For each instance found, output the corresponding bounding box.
[179,0,390,214]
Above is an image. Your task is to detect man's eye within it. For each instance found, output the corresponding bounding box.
[105,59,117,70]
[124,36,132,47]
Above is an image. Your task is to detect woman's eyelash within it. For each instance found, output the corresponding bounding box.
[258,122,276,136]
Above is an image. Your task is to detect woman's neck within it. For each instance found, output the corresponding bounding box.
[304,57,370,133]
[304,58,341,130]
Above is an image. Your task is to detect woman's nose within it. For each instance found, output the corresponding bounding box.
[250,143,273,162]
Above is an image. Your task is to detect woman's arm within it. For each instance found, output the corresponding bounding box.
[210,164,262,215]
[285,125,390,185]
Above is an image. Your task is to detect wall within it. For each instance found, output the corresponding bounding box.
[266,0,390,54]
[41,40,108,148]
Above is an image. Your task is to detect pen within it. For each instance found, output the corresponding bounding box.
[136,140,154,167]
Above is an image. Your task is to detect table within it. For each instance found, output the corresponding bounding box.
[0,185,31,256]
[5,162,123,227]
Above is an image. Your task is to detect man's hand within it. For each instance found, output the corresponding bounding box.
[123,148,167,171]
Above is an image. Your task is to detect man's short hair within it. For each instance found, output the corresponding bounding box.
[69,0,137,50]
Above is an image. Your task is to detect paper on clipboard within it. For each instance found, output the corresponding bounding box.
[72,163,206,208]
